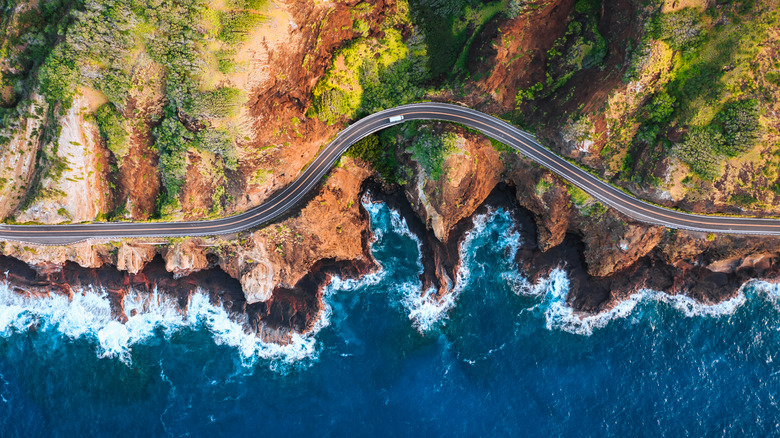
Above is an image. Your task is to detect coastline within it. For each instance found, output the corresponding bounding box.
[2,174,780,344]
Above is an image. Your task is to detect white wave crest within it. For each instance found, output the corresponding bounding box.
[654,292,746,318]
[746,280,780,302]
[360,195,457,333]
[0,281,324,368]
[521,268,752,336]
[186,293,327,369]
[455,207,523,292]
[361,193,423,252]
[325,270,387,296]
[401,285,455,332]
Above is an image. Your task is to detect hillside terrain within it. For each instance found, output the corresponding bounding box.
[1,0,780,340]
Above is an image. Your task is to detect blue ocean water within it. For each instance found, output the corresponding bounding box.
[2,198,780,436]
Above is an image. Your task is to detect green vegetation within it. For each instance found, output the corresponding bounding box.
[730,193,758,207]
[154,111,193,204]
[0,0,270,217]
[152,105,239,212]
[94,103,129,159]
[514,1,605,108]
[567,184,591,207]
[345,134,398,182]
[187,87,245,119]
[217,11,266,44]
[310,0,528,179]
[226,0,268,9]
[716,99,761,156]
[489,137,513,153]
[650,8,704,51]
[673,126,722,179]
[310,26,427,124]
[408,128,460,181]
[607,1,776,188]
[535,178,552,197]
[674,98,761,178]
[410,0,507,78]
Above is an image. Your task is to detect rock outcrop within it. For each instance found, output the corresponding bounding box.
[15,94,111,224]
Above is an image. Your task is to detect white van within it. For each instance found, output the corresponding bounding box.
[388,115,404,123]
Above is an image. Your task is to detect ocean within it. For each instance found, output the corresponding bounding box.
[1,197,780,436]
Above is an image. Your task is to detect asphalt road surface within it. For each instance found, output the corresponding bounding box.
[2,102,780,245]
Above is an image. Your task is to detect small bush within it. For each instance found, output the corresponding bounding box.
[515,82,543,107]
[567,184,591,207]
[716,99,760,156]
[346,134,398,181]
[154,112,194,201]
[94,103,129,158]
[674,125,722,179]
[187,87,244,119]
[226,0,268,9]
[652,8,704,51]
[574,0,600,14]
[647,92,676,124]
[408,129,459,181]
[730,193,758,206]
[353,19,370,36]
[490,138,513,153]
[218,11,266,43]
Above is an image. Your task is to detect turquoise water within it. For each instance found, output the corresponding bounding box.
[2,198,780,436]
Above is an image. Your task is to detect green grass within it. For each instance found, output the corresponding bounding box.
[606,1,777,185]
[451,1,507,76]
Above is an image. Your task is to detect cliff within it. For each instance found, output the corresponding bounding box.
[2,0,780,341]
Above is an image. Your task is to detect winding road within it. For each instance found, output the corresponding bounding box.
[2,102,780,245]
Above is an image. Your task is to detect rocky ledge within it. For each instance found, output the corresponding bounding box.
[3,124,780,342]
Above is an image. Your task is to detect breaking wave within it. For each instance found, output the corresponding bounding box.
[359,194,455,332]
[0,281,325,369]
[516,268,758,336]
[3,195,779,371]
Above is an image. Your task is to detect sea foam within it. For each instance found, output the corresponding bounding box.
[518,268,753,336]
[0,281,325,368]
[360,194,455,333]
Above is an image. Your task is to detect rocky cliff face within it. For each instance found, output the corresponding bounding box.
[3,0,780,343]
[15,94,111,224]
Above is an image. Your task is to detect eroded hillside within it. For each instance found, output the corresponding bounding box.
[2,0,780,339]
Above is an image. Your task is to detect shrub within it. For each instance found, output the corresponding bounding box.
[194,128,238,169]
[574,0,600,14]
[647,92,676,124]
[154,112,194,201]
[490,138,513,153]
[408,129,458,181]
[353,19,370,36]
[716,99,760,156]
[218,11,266,43]
[37,46,79,108]
[346,134,398,181]
[567,184,590,207]
[94,102,129,158]
[310,28,426,124]
[226,0,268,9]
[674,125,722,179]
[507,0,527,18]
[730,193,758,206]
[187,87,244,119]
[652,8,704,51]
[515,82,543,107]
